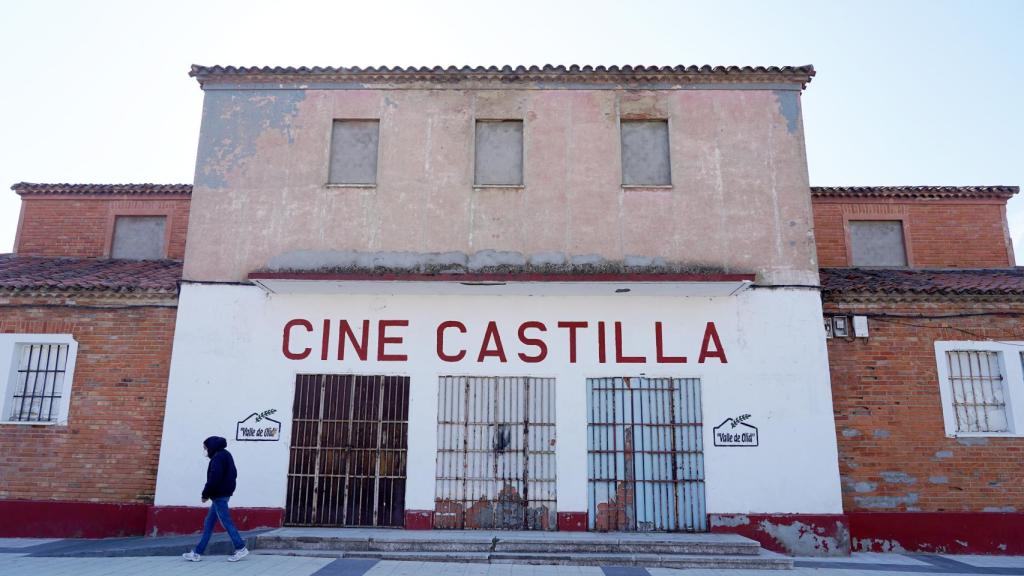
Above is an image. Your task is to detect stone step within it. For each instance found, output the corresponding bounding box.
[253,548,794,570]
[254,529,763,556]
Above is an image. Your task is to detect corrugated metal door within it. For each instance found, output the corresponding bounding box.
[587,377,706,532]
[435,376,556,530]
[286,374,409,527]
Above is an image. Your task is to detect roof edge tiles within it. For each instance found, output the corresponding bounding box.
[0,255,183,294]
[811,186,1018,200]
[819,267,1024,298]
[12,182,192,196]
[189,64,816,89]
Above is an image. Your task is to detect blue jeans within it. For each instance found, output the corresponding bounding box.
[194,497,245,554]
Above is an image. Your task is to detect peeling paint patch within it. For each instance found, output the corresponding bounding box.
[872,429,891,438]
[853,481,877,493]
[982,506,1016,512]
[757,519,849,556]
[195,90,306,189]
[928,476,949,484]
[854,492,919,509]
[957,437,989,446]
[880,471,917,485]
[709,514,750,527]
[853,538,907,553]
[934,450,954,459]
[841,428,861,438]
[774,90,800,134]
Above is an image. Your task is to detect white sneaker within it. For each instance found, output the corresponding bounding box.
[227,547,249,562]
[182,551,201,562]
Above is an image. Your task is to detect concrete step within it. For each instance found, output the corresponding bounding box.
[254,548,794,570]
[254,529,762,556]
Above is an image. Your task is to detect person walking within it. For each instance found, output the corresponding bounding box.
[182,436,249,562]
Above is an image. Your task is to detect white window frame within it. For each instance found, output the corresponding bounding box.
[0,334,79,426]
[934,341,1024,437]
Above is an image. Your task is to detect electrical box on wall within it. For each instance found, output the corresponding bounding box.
[853,316,869,338]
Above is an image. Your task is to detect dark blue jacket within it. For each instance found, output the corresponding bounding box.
[202,436,237,499]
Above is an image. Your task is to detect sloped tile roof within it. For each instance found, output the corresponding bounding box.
[820,268,1024,297]
[0,255,182,294]
[12,183,192,196]
[190,64,815,88]
[811,186,1018,200]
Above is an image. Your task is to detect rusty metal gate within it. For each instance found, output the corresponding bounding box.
[286,374,409,527]
[587,377,706,532]
[434,376,556,530]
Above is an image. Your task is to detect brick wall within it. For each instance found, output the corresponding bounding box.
[0,298,177,503]
[825,298,1024,513]
[813,199,1014,268]
[14,196,191,259]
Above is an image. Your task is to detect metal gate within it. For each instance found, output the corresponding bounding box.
[286,374,409,527]
[434,376,556,530]
[587,377,706,532]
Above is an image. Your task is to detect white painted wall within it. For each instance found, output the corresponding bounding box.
[154,283,842,516]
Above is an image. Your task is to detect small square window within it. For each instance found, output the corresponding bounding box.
[475,120,523,186]
[111,216,166,260]
[329,120,380,185]
[620,120,671,186]
[849,220,907,267]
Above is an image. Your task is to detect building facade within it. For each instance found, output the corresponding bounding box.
[148,65,847,551]
[0,183,189,536]
[1,64,1020,556]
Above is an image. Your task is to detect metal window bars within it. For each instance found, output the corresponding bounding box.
[435,376,557,530]
[10,344,68,422]
[587,377,706,532]
[946,350,1009,433]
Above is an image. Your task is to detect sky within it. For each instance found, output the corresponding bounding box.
[1,0,1022,258]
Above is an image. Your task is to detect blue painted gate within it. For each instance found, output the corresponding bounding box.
[586,377,706,532]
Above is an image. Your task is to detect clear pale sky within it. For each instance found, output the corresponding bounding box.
[2,0,1022,259]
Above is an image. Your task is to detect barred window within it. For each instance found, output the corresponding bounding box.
[945,350,1008,433]
[9,344,69,423]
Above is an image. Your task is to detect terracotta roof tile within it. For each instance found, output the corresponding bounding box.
[0,255,182,293]
[820,268,1024,297]
[811,186,1018,200]
[190,64,815,88]
[12,183,192,196]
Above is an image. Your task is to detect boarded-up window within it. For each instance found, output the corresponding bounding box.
[621,120,671,186]
[475,121,523,186]
[329,120,380,185]
[849,220,907,266]
[111,216,166,260]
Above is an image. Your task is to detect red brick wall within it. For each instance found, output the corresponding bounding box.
[813,198,1014,268]
[14,196,191,259]
[0,300,177,503]
[825,298,1024,513]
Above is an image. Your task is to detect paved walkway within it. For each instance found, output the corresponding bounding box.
[2,537,1024,575]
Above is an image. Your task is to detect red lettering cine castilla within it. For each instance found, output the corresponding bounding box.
[377,320,409,361]
[698,321,728,363]
[283,319,313,360]
[517,321,548,363]
[437,321,467,362]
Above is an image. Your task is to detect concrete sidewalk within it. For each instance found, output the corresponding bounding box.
[3,537,1024,575]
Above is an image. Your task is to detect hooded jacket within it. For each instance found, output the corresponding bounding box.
[202,436,237,499]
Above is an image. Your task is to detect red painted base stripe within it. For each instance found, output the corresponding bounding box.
[557,512,588,532]
[145,505,284,536]
[850,512,1024,555]
[709,513,851,556]
[0,500,148,538]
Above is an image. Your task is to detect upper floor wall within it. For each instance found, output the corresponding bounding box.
[811,186,1018,269]
[184,65,819,285]
[12,183,192,260]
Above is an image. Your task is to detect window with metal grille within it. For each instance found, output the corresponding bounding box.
[8,344,69,423]
[945,350,1008,433]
